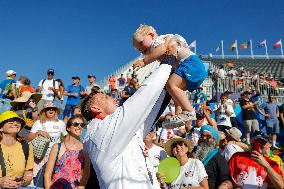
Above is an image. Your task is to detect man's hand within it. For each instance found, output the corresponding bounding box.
[251,151,270,168]
[133,59,145,71]
[0,177,22,188]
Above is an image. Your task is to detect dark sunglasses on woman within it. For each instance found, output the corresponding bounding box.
[71,122,85,128]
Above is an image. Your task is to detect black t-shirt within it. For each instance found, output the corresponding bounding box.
[205,152,231,189]
[240,99,255,120]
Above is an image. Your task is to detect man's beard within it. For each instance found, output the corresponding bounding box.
[193,140,217,161]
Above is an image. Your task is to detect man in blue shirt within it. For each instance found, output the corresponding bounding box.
[0,70,17,113]
[63,76,85,121]
[260,94,280,149]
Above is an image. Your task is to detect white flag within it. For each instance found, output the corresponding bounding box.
[189,40,196,48]
[215,46,220,52]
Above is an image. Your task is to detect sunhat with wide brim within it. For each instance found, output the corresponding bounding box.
[39,101,62,115]
[225,127,242,142]
[0,111,25,127]
[165,136,194,157]
[10,91,42,107]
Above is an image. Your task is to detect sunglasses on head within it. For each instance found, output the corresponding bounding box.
[71,122,85,128]
[172,141,186,148]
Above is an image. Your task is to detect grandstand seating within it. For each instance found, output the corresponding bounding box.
[204,58,284,79]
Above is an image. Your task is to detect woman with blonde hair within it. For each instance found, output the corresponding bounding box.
[0,111,34,188]
[44,115,90,189]
[28,101,67,188]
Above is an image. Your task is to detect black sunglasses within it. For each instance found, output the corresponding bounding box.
[71,122,85,128]
[46,108,56,112]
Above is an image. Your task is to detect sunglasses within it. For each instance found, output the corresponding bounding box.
[46,108,56,112]
[71,122,85,128]
[200,133,213,140]
[172,141,186,148]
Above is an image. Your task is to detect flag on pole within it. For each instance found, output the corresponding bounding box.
[216,46,220,52]
[230,41,237,51]
[189,40,196,48]
[273,39,282,49]
[256,40,266,48]
[240,42,248,50]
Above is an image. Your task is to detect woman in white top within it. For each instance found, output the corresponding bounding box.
[28,101,67,188]
[158,137,208,189]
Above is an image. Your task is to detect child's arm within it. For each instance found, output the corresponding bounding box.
[133,37,173,70]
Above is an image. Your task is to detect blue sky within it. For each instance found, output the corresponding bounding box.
[0,0,283,87]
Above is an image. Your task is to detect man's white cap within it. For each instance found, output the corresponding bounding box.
[6,70,16,76]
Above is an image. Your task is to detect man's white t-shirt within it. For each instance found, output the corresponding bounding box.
[38,79,59,101]
[218,69,226,79]
[222,143,244,161]
[226,99,236,117]
[31,120,67,155]
[216,104,234,127]
[171,159,208,189]
[147,144,167,173]
[83,64,172,189]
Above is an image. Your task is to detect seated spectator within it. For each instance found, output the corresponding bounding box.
[28,101,67,188]
[220,127,248,161]
[260,94,280,149]
[143,130,167,174]
[10,91,42,140]
[214,93,233,132]
[108,88,120,101]
[193,125,233,189]
[0,111,34,188]
[158,136,208,189]
[44,115,90,189]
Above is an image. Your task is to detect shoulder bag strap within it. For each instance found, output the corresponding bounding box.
[21,141,30,169]
[0,144,6,177]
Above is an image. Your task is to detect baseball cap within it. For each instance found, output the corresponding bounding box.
[88,74,96,78]
[242,91,251,96]
[6,70,16,76]
[47,69,54,74]
[72,76,80,80]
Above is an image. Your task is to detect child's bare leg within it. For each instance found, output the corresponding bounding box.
[166,73,193,112]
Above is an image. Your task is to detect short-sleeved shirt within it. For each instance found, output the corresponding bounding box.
[147,145,167,173]
[240,99,255,120]
[205,151,231,189]
[171,159,208,189]
[118,77,126,86]
[0,79,16,99]
[221,143,244,161]
[193,92,207,104]
[260,102,279,120]
[38,79,59,101]
[0,142,34,178]
[216,104,234,127]
[66,84,84,105]
[279,104,284,113]
[31,120,67,155]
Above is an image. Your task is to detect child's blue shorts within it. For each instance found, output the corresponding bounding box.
[175,55,207,92]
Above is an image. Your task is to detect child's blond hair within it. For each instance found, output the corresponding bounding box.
[133,24,157,37]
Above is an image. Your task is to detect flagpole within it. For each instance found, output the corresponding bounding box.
[280,39,284,58]
[235,40,239,59]
[221,40,224,59]
[265,40,269,59]
[250,39,254,59]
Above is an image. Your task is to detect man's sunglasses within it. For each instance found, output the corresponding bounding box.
[71,122,85,128]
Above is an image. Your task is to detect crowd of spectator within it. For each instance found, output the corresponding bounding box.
[0,66,283,189]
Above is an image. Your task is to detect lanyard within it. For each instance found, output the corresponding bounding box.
[139,145,154,185]
[202,148,219,166]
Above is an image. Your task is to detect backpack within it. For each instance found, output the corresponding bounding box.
[0,141,29,176]
[42,79,56,89]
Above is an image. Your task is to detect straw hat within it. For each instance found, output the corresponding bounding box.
[39,101,62,114]
[10,91,42,107]
[0,111,25,127]
[225,127,242,142]
[165,136,194,157]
